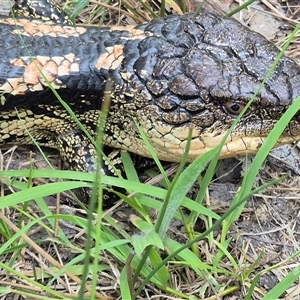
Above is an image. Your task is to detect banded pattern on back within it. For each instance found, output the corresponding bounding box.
[0,12,300,171]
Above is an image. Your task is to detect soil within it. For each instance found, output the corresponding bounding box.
[1,0,300,299]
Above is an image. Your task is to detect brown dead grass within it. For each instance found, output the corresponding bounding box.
[1,0,300,299]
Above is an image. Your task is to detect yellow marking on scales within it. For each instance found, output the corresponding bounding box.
[94,27,148,71]
[0,18,147,39]
[0,110,72,143]
[2,18,87,37]
[95,45,125,70]
[0,53,80,95]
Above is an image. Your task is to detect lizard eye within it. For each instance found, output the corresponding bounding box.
[225,102,245,115]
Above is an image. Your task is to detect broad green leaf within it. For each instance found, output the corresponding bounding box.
[131,216,164,256]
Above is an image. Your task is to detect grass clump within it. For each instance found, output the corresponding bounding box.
[1,1,300,300]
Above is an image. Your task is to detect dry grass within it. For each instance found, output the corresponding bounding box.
[1,0,300,299]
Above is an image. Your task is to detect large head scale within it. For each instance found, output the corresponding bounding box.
[107,13,300,161]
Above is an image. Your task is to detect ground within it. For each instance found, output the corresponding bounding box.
[1,0,300,299]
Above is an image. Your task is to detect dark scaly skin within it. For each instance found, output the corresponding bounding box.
[13,0,71,24]
[0,12,300,172]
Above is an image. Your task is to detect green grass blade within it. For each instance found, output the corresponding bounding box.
[131,217,164,256]
[0,181,87,208]
[227,0,256,17]
[157,147,219,239]
[148,247,169,288]
[120,267,133,299]
[262,264,300,299]
[69,0,90,21]
[225,94,300,229]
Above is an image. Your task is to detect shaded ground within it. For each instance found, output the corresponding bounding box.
[1,0,300,299]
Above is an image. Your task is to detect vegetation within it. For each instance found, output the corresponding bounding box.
[0,0,300,299]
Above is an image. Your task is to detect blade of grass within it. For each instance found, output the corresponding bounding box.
[131,130,193,284]
[0,181,89,208]
[157,144,219,239]
[262,264,300,299]
[223,94,300,235]
[190,11,300,236]
[133,119,170,186]
[227,0,256,17]
[120,267,132,299]
[132,176,284,298]
[69,0,90,21]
